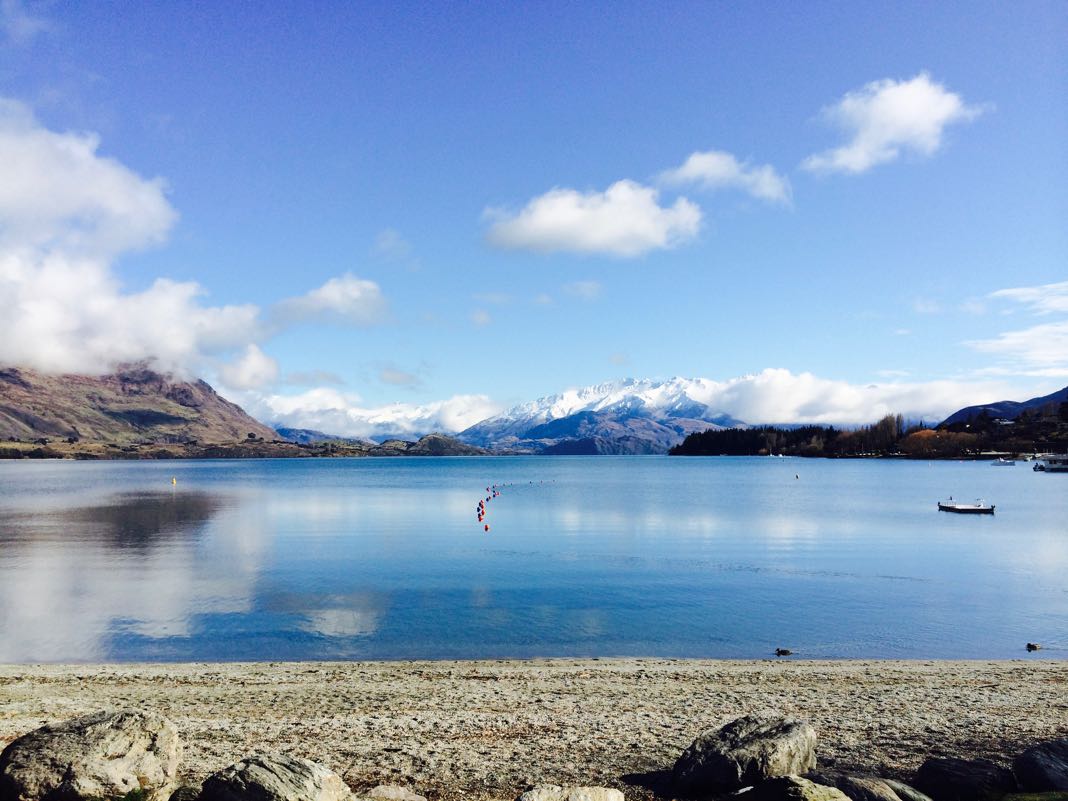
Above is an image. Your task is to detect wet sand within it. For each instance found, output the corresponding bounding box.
[1,660,1065,800]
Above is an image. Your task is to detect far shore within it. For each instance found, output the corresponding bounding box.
[1,659,1064,800]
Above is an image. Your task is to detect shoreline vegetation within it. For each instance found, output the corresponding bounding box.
[669,412,1068,459]
[0,660,1065,801]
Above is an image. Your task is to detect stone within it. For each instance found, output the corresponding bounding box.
[516,786,625,801]
[361,788,425,801]
[200,755,353,801]
[169,789,202,801]
[914,757,1016,801]
[0,710,180,801]
[749,776,852,801]
[835,776,904,801]
[1015,740,1068,792]
[672,715,818,794]
[883,780,935,801]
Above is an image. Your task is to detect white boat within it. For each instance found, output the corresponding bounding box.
[1035,453,1068,473]
[938,498,995,514]
[991,458,1015,466]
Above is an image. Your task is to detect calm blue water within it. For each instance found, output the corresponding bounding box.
[0,456,1064,662]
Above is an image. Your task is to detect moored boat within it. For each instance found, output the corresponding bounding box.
[991,458,1015,466]
[938,498,995,514]
[1035,453,1068,473]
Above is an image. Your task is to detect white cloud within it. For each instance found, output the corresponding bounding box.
[470,309,492,327]
[0,97,388,388]
[660,149,790,203]
[485,179,701,257]
[0,99,176,257]
[967,321,1068,377]
[270,273,386,328]
[563,280,602,301]
[989,280,1068,315]
[802,72,984,174]
[687,368,1019,425]
[243,389,502,439]
[218,344,279,390]
[966,280,1068,376]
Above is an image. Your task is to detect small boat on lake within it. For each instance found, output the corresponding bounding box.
[1034,454,1068,473]
[938,498,995,514]
[991,458,1015,466]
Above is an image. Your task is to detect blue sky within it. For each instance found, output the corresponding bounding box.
[1,2,1066,434]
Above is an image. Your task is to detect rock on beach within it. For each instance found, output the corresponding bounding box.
[672,715,818,794]
[1014,740,1068,792]
[0,710,180,801]
[516,786,624,801]
[749,776,851,801]
[200,755,353,801]
[913,757,1017,801]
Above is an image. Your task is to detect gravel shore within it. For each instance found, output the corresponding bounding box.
[1,660,1064,800]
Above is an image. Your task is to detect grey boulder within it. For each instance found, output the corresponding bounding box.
[0,710,180,801]
[749,776,852,801]
[1014,740,1068,792]
[672,715,818,793]
[200,755,353,801]
[914,757,1016,801]
[882,780,934,801]
[834,776,905,801]
[517,787,624,801]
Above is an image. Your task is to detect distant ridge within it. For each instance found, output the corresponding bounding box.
[940,385,1068,427]
[458,377,744,453]
[0,364,276,445]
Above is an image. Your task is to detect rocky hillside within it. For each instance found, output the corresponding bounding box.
[0,365,277,446]
[941,384,1068,427]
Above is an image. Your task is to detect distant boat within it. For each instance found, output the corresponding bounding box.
[991,458,1015,466]
[1034,454,1068,473]
[938,498,995,514]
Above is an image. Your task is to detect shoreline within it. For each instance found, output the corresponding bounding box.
[2,659,1065,800]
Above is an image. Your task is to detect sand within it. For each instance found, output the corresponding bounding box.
[1,660,1065,800]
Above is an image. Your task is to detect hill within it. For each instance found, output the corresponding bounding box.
[940,385,1068,426]
[0,365,277,446]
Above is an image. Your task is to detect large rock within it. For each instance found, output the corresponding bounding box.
[517,787,624,801]
[672,715,818,793]
[1015,740,1068,792]
[914,757,1016,801]
[835,776,905,801]
[883,780,934,801]
[749,776,852,801]
[200,755,353,801]
[0,710,180,801]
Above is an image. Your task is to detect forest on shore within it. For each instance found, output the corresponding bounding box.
[670,405,1068,458]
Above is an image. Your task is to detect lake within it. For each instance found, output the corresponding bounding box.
[0,456,1064,662]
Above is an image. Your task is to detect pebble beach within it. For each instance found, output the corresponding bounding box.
[1,660,1065,800]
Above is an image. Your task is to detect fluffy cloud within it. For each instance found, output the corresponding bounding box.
[378,365,421,388]
[989,280,1068,315]
[802,73,984,174]
[0,99,176,256]
[660,149,790,203]
[218,344,280,390]
[270,273,386,328]
[485,179,701,257]
[0,98,386,386]
[243,389,502,439]
[0,0,51,46]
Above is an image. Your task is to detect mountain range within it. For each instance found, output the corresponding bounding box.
[457,378,744,454]
[940,385,1068,427]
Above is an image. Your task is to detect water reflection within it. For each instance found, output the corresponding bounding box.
[0,490,265,661]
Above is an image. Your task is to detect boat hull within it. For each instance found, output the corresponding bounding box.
[938,502,995,514]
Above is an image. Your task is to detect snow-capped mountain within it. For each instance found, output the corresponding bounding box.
[458,377,744,453]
